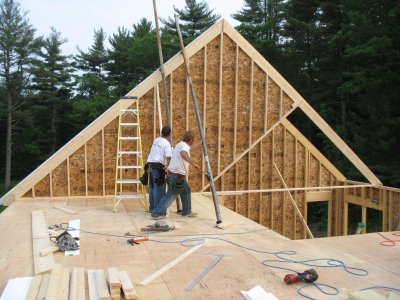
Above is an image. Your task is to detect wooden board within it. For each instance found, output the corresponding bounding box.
[32,210,55,274]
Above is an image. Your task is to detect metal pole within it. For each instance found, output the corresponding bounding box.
[152,0,171,128]
[174,14,222,225]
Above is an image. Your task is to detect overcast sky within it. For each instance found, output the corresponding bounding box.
[17,0,243,55]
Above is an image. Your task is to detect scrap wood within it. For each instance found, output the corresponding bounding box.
[32,210,55,274]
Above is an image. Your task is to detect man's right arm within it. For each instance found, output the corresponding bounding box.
[180,150,201,171]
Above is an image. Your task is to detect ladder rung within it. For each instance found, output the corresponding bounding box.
[118,151,141,155]
[120,123,139,126]
[119,137,139,140]
[121,109,137,113]
[117,166,142,169]
[116,194,144,199]
[117,179,141,184]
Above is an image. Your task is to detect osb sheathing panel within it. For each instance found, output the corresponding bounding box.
[252,64,267,142]
[391,192,400,228]
[220,34,235,172]
[260,136,272,228]
[284,129,296,238]
[22,189,33,198]
[267,78,280,129]
[87,132,103,196]
[69,146,86,196]
[236,48,251,154]
[34,174,50,197]
[205,37,220,178]
[187,47,205,191]
[104,118,118,195]
[52,160,68,197]
[272,125,284,234]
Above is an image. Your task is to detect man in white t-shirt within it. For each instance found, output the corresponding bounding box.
[151,130,201,219]
[145,126,172,212]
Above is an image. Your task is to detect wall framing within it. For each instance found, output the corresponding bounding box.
[2,20,398,240]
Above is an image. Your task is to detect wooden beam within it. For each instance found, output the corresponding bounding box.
[84,143,88,196]
[77,267,85,300]
[102,128,105,196]
[119,271,137,300]
[328,199,332,237]
[202,46,207,188]
[218,33,223,174]
[58,268,70,300]
[69,268,77,300]
[153,86,157,139]
[170,73,174,134]
[279,88,283,120]
[139,241,206,286]
[32,210,55,275]
[362,206,367,229]
[265,74,269,133]
[233,44,238,159]
[186,77,189,131]
[306,191,332,202]
[49,171,53,198]
[282,128,286,235]
[274,162,314,239]
[259,139,263,224]
[46,263,62,300]
[294,139,298,239]
[67,157,70,197]
[87,270,99,300]
[95,269,111,300]
[36,274,50,300]
[271,128,275,230]
[26,275,42,300]
[344,201,349,235]
[197,184,373,196]
[53,205,77,214]
[249,59,254,145]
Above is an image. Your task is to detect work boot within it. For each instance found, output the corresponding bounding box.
[181,211,197,218]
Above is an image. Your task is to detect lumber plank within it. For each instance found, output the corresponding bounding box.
[107,267,120,289]
[25,275,43,300]
[349,290,387,300]
[77,267,85,300]
[46,263,62,300]
[69,267,78,300]
[58,268,70,300]
[32,210,55,275]
[87,270,100,300]
[118,271,136,300]
[95,269,110,300]
[37,273,51,300]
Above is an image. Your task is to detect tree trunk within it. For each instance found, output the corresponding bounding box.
[5,93,12,190]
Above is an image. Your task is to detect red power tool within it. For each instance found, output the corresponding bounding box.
[284,269,318,284]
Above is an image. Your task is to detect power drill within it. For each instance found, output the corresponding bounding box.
[284,269,318,284]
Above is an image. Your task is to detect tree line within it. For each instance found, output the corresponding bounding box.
[0,0,399,195]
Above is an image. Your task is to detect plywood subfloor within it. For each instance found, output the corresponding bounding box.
[0,195,399,299]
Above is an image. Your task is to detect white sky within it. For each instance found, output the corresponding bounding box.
[17,0,243,55]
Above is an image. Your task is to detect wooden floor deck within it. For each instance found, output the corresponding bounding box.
[0,195,399,299]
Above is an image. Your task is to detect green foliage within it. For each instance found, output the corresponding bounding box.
[162,0,220,43]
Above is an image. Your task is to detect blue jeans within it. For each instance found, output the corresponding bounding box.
[151,175,191,217]
[148,169,166,212]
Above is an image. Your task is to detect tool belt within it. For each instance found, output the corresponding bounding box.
[139,162,166,185]
[169,172,186,193]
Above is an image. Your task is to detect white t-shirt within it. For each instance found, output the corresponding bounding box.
[146,137,172,166]
[168,141,190,175]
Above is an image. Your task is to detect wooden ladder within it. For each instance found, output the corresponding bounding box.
[113,98,146,213]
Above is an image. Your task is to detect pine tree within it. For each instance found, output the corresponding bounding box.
[29,28,72,154]
[232,0,284,64]
[161,0,220,43]
[107,26,134,97]
[0,0,41,189]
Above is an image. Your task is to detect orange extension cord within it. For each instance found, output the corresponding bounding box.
[377,232,400,246]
